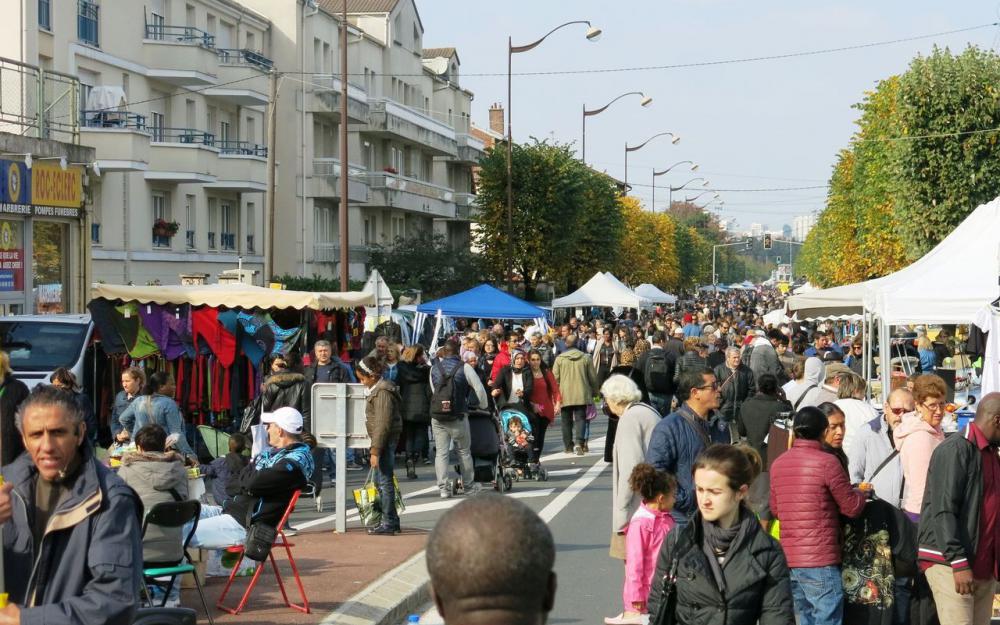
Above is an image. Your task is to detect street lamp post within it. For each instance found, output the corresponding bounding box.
[507,21,601,293]
[651,160,697,211]
[624,131,680,189]
[582,91,651,164]
[684,191,720,204]
[668,177,709,212]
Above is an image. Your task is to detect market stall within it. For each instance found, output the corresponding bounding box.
[551,272,652,309]
[635,283,678,305]
[414,284,549,352]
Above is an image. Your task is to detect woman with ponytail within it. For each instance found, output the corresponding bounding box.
[647,444,794,625]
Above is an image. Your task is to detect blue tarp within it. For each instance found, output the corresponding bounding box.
[417,284,547,320]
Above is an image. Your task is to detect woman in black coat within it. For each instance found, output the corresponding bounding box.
[261,356,307,413]
[737,373,792,468]
[396,345,431,479]
[0,352,29,465]
[647,444,793,625]
[490,350,533,411]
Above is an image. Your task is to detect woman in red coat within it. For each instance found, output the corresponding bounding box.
[526,349,561,464]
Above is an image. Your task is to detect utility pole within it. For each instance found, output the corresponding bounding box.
[338,1,350,291]
[264,70,278,283]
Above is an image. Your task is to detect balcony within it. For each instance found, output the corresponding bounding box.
[79,110,150,171]
[308,75,369,123]
[366,99,457,157]
[145,127,218,184]
[452,132,486,165]
[363,172,456,219]
[209,49,271,106]
[211,142,266,192]
[313,242,370,264]
[453,192,479,221]
[220,233,236,251]
[306,157,369,204]
[143,25,218,86]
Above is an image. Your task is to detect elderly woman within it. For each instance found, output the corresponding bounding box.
[894,374,947,521]
[833,372,878,462]
[356,355,403,535]
[603,374,660,560]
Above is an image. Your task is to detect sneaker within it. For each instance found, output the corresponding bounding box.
[465,483,483,496]
[574,445,584,456]
[367,524,399,536]
[604,612,644,625]
[423,457,432,465]
[283,525,298,537]
[440,490,451,499]
[405,459,417,480]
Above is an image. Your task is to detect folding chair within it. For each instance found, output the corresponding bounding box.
[216,490,310,615]
[197,426,231,459]
[140,500,214,625]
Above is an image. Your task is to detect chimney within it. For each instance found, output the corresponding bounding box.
[489,102,505,135]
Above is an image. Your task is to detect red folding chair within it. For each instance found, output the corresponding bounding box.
[216,490,310,615]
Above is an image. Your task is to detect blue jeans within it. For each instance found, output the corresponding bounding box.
[790,566,844,625]
[376,435,399,529]
[648,392,670,416]
[894,576,911,625]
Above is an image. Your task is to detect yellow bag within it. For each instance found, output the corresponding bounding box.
[768,519,781,541]
[353,470,382,527]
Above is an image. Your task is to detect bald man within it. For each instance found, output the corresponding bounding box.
[917,392,1000,625]
[427,494,556,625]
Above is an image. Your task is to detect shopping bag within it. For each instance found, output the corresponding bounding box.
[585,404,598,421]
[353,469,382,528]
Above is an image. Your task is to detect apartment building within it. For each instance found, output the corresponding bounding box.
[793,213,817,242]
[3,0,272,286]
[241,0,483,280]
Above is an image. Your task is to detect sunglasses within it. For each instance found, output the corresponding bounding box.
[695,382,720,391]
[889,406,908,415]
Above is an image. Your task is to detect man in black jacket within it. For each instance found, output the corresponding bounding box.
[714,347,756,444]
[917,392,1000,624]
[631,331,675,415]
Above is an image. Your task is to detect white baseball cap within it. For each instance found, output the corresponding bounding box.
[672,327,684,336]
[261,406,304,434]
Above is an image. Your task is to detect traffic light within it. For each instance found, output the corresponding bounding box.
[745,238,752,250]
[776,256,782,264]
[764,233,772,249]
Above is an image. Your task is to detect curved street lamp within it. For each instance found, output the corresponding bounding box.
[582,91,651,163]
[624,131,680,188]
[506,20,601,291]
[684,191,720,203]
[663,177,708,211]
[650,161,698,211]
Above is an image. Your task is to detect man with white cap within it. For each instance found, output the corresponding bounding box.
[193,406,314,547]
[665,326,686,360]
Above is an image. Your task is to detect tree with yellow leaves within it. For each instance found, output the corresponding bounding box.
[613,196,680,290]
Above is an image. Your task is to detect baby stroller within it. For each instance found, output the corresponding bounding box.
[499,405,548,483]
[447,409,512,495]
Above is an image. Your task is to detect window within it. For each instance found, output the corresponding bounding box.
[219,121,230,144]
[207,106,217,134]
[246,202,255,253]
[185,4,195,28]
[149,111,164,141]
[245,31,255,51]
[363,216,374,246]
[207,197,218,249]
[152,192,170,248]
[78,0,99,46]
[245,116,255,144]
[121,73,129,99]
[220,202,234,250]
[185,194,196,249]
[314,205,336,243]
[149,0,165,39]
[38,0,51,30]
[185,99,195,129]
[313,39,322,73]
[206,14,216,36]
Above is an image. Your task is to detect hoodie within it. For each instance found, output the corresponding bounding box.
[893,412,945,515]
[552,348,599,407]
[784,356,824,408]
[118,451,189,563]
[623,503,675,607]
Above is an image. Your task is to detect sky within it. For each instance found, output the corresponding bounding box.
[417,0,999,232]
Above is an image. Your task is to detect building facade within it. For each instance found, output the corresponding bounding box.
[792,214,817,242]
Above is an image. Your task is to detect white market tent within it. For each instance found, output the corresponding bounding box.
[763,308,790,327]
[552,272,652,309]
[92,282,376,310]
[635,283,678,305]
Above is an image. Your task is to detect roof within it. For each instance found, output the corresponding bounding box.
[91,283,376,311]
[319,0,398,12]
[551,273,652,309]
[421,47,456,60]
[416,284,547,320]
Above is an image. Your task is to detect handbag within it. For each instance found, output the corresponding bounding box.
[243,521,277,562]
[585,404,598,422]
[352,468,407,528]
[650,556,679,625]
[240,395,262,433]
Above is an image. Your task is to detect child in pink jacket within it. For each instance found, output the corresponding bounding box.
[605,464,676,625]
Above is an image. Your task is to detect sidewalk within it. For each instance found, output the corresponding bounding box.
[182,527,430,625]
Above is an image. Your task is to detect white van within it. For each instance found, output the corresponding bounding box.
[0,314,96,390]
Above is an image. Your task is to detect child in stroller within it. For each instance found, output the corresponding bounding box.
[499,407,548,482]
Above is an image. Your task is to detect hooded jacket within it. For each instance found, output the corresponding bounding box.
[552,348,598,407]
[117,450,189,563]
[366,379,403,452]
[769,438,866,567]
[396,360,431,423]
[261,370,306,414]
[783,357,823,408]
[749,337,787,385]
[893,412,945,515]
[1,445,142,625]
[646,509,794,625]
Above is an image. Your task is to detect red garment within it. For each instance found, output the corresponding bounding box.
[970,423,1000,580]
[528,369,561,422]
[769,438,867,568]
[490,344,511,383]
[191,308,237,367]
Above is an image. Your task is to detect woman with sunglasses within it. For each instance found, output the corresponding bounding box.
[593,328,619,389]
[893,374,948,522]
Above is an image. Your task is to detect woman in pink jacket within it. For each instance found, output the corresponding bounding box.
[893,374,948,521]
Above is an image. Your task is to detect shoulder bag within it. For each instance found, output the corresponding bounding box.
[651,555,679,625]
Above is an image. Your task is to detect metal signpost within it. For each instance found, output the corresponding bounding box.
[311,383,370,533]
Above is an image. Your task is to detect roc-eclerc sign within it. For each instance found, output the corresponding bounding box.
[31,161,83,207]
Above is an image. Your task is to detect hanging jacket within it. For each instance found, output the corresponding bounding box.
[646,509,794,625]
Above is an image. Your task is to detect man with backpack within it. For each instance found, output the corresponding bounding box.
[430,341,488,499]
[632,331,675,416]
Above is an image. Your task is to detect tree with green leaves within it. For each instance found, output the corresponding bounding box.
[367,230,482,299]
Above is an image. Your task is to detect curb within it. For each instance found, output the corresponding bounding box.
[320,549,431,625]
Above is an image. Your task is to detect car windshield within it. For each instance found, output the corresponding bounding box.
[0,321,88,371]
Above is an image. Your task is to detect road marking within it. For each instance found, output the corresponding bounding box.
[545,468,582,477]
[364,488,556,518]
[537,459,609,523]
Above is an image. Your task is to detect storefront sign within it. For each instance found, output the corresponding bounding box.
[31,162,83,208]
[0,161,30,204]
[0,204,79,218]
[0,221,24,292]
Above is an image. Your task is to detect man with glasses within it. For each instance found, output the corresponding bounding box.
[645,367,719,527]
[846,338,866,376]
[849,389,911,507]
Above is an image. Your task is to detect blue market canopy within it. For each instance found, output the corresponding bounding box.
[417,284,547,320]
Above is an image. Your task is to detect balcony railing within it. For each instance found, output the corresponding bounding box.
[150,127,215,145]
[246,235,255,253]
[312,157,368,178]
[207,231,216,249]
[220,232,236,250]
[145,24,215,47]
[218,140,266,157]
[365,172,454,202]
[217,48,273,71]
[81,110,146,130]
[91,222,100,243]
[78,0,99,46]
[186,230,195,249]
[152,234,171,248]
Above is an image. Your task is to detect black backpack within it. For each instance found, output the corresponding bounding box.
[644,351,671,393]
[431,361,462,421]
